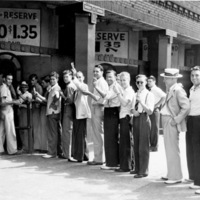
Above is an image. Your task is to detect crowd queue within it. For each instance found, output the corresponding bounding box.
[0,63,200,195]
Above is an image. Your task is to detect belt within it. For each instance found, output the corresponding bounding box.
[92,104,104,107]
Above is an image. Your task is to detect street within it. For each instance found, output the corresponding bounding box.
[0,133,199,200]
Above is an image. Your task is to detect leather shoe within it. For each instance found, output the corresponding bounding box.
[130,170,138,174]
[164,180,182,184]
[42,154,56,159]
[101,165,118,170]
[195,190,200,195]
[58,154,67,159]
[87,161,103,165]
[184,178,193,183]
[134,174,148,178]
[189,184,200,189]
[115,168,130,172]
[161,176,168,181]
[68,158,78,162]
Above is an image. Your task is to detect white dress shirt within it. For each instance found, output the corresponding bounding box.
[120,86,135,119]
[104,82,122,108]
[134,88,154,113]
[189,85,200,116]
[92,76,109,106]
[150,85,166,106]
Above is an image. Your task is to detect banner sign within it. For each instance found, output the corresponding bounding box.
[95,31,128,58]
[0,8,40,46]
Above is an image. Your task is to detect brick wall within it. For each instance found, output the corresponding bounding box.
[88,0,200,42]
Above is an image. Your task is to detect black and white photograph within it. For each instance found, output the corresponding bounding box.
[0,0,200,199]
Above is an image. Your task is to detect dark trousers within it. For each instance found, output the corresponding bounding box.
[132,113,151,175]
[72,118,87,161]
[149,108,160,148]
[186,116,200,185]
[119,116,132,170]
[104,107,119,167]
[47,113,62,156]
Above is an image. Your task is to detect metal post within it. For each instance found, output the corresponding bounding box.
[27,102,33,154]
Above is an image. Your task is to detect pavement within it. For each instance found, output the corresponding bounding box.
[0,133,199,200]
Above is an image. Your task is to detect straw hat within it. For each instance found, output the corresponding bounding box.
[160,68,182,78]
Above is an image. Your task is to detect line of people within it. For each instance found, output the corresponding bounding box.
[0,65,200,195]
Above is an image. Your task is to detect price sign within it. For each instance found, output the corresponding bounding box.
[96,31,128,58]
[0,8,40,46]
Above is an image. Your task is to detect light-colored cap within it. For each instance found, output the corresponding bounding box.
[160,68,182,78]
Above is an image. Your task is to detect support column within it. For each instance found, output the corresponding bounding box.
[157,36,173,89]
[75,13,96,155]
[75,13,96,84]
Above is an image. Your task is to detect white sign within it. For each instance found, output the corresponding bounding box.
[96,31,128,58]
[0,8,40,46]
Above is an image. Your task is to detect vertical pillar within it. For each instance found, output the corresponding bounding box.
[129,30,139,60]
[157,36,173,89]
[75,13,96,155]
[75,13,96,85]
[178,44,185,68]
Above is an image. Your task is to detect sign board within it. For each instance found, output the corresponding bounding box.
[83,2,105,16]
[95,31,128,58]
[0,8,40,46]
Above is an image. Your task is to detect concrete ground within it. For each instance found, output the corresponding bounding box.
[0,133,199,200]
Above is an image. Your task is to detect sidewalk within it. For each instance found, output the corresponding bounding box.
[0,133,198,200]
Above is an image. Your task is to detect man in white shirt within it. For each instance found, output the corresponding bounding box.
[87,65,109,165]
[94,70,121,170]
[147,76,166,152]
[35,72,62,159]
[186,66,200,194]
[0,74,19,155]
[131,74,154,178]
[160,68,190,184]
[114,72,135,172]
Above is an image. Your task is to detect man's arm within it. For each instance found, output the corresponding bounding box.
[139,92,155,115]
[173,88,190,124]
[155,96,165,108]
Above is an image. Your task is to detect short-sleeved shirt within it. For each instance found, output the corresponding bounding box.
[189,85,200,116]
[46,83,61,115]
[134,88,154,113]
[92,76,109,106]
[120,86,135,119]
[104,82,122,108]
[0,83,12,111]
[150,85,166,106]
[18,91,32,104]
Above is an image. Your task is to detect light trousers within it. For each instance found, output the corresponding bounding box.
[162,115,183,180]
[0,107,17,154]
[91,105,104,163]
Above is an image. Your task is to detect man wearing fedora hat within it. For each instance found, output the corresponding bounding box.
[160,68,190,184]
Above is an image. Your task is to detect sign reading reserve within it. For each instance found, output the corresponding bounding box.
[0,8,40,46]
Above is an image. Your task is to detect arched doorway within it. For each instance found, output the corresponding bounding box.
[0,52,22,86]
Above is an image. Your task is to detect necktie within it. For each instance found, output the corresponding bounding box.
[135,100,139,111]
[161,91,169,109]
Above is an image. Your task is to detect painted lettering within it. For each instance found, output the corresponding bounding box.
[96,32,126,41]
[3,11,37,20]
